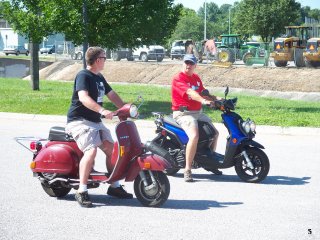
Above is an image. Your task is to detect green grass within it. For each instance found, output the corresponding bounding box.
[1,77,320,127]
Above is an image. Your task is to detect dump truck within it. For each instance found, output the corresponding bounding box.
[303,37,320,67]
[270,26,311,67]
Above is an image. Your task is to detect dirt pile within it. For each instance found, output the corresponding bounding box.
[37,60,320,93]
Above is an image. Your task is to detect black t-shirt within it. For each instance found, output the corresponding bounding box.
[67,69,112,123]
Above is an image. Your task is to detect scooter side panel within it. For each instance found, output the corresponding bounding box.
[32,144,79,176]
[163,122,189,145]
[125,154,171,182]
[107,121,143,182]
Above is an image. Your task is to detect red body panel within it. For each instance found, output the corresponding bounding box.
[32,141,81,177]
[125,154,171,181]
[106,121,143,183]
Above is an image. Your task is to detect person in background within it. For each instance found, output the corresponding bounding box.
[66,46,132,208]
[171,54,223,182]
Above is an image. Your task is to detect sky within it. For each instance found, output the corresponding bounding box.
[174,0,319,11]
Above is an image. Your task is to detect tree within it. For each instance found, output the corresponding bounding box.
[2,0,55,90]
[2,0,182,90]
[234,0,301,42]
[49,0,181,48]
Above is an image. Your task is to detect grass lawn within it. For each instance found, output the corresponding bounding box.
[1,77,320,127]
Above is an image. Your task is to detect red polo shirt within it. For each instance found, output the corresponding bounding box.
[171,72,204,111]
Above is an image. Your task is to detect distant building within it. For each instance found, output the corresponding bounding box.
[0,18,66,51]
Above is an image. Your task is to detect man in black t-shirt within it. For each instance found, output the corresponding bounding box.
[66,47,132,208]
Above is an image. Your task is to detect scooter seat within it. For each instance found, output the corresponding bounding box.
[48,126,74,142]
[164,115,182,129]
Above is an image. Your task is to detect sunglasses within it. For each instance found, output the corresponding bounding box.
[98,56,107,61]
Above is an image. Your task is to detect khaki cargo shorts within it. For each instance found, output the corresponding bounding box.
[173,110,217,136]
[65,119,114,152]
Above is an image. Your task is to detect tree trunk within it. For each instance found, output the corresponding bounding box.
[30,42,40,90]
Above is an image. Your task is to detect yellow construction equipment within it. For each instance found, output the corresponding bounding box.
[271,26,311,67]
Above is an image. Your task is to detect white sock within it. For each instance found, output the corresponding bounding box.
[110,181,120,188]
[78,184,87,193]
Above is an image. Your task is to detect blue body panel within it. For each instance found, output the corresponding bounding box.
[163,122,189,145]
[222,113,247,146]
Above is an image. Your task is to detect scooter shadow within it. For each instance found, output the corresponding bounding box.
[173,173,311,185]
[60,194,243,210]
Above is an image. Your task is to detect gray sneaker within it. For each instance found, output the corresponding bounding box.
[184,170,194,182]
[75,191,93,208]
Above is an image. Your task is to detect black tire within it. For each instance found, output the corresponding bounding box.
[274,60,287,67]
[242,52,253,64]
[294,48,305,67]
[77,52,83,60]
[134,171,170,207]
[305,59,320,68]
[25,51,29,56]
[218,48,235,63]
[127,57,134,61]
[156,57,163,62]
[16,51,20,56]
[112,52,121,61]
[40,182,71,197]
[235,147,270,183]
[140,53,148,62]
[5,53,8,56]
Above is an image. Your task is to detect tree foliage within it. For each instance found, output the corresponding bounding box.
[234,0,301,42]
[48,0,181,48]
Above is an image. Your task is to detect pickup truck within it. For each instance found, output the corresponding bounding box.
[132,45,165,62]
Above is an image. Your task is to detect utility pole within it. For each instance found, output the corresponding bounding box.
[204,0,207,40]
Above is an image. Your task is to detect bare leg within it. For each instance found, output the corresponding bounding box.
[79,148,97,185]
[100,140,114,171]
[185,126,199,171]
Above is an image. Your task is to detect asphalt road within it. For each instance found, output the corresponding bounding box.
[0,112,319,240]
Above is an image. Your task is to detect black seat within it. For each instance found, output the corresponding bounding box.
[48,126,74,142]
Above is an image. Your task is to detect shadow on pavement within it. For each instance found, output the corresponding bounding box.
[173,173,311,185]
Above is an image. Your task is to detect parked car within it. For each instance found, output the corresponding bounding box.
[3,45,29,56]
[111,48,133,61]
[132,45,165,62]
[40,45,55,54]
[170,39,194,59]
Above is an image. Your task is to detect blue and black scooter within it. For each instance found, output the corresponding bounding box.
[146,87,270,183]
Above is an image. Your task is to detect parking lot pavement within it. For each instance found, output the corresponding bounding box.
[1,112,319,240]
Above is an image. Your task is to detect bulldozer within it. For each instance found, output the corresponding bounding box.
[270,26,311,67]
[303,37,320,67]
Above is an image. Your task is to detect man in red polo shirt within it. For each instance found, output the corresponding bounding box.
[172,54,222,182]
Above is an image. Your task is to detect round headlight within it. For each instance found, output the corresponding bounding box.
[242,121,251,134]
[250,120,256,132]
[129,105,138,118]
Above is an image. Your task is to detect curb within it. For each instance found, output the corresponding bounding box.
[1,112,320,136]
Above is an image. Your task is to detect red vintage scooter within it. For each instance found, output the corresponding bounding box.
[16,103,172,207]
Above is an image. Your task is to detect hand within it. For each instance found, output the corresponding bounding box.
[101,109,113,120]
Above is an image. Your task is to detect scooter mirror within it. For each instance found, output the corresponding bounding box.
[224,86,229,99]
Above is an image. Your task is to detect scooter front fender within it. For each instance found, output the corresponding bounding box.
[242,139,265,149]
[125,154,171,182]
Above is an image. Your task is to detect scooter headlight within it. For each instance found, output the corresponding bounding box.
[241,119,256,134]
[129,105,139,118]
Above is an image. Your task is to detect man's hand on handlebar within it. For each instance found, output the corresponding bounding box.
[101,109,114,119]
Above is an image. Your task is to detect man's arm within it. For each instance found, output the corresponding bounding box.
[78,90,103,113]
[106,90,125,108]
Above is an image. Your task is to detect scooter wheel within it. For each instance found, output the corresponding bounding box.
[235,147,270,183]
[134,171,170,207]
[41,182,71,197]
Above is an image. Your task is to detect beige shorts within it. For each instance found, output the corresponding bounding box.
[65,119,114,152]
[173,110,217,136]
